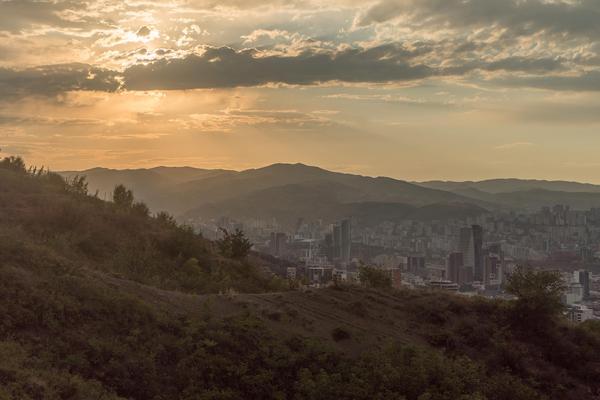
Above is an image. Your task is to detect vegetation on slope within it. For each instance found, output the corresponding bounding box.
[0,157,282,295]
[2,156,600,400]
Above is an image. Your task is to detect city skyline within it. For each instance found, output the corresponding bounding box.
[1,1,600,182]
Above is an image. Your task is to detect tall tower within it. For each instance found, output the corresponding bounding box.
[472,225,484,281]
[458,225,484,282]
[333,224,342,259]
[447,252,463,284]
[340,219,351,263]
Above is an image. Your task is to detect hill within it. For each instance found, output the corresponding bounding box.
[419,179,600,211]
[419,178,600,194]
[63,163,489,226]
[63,165,600,225]
[185,183,489,227]
[4,157,600,399]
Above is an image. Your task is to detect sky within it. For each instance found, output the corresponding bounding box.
[0,0,599,182]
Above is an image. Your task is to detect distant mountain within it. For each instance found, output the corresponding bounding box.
[494,189,600,211]
[419,178,600,194]
[62,163,489,226]
[418,179,600,211]
[185,183,488,227]
[62,164,600,224]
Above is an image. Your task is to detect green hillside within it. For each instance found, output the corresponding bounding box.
[2,156,600,400]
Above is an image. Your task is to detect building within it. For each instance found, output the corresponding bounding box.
[332,224,342,259]
[330,220,352,264]
[564,282,584,305]
[407,255,426,275]
[483,253,501,287]
[286,267,297,280]
[427,280,460,292]
[459,225,483,281]
[340,219,352,263]
[269,232,287,257]
[566,304,595,323]
[447,252,463,284]
[306,267,333,285]
[574,270,591,300]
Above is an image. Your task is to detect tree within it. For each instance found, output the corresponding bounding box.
[132,201,150,217]
[113,184,134,209]
[216,228,252,259]
[0,155,26,173]
[505,266,566,330]
[65,175,89,196]
[358,266,392,289]
[156,211,177,227]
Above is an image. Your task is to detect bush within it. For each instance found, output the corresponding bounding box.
[505,266,566,331]
[331,327,351,341]
[217,228,252,259]
[358,266,392,289]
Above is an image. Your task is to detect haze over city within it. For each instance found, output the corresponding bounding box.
[1,0,600,182]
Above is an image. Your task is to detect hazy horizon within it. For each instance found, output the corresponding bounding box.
[52,161,600,186]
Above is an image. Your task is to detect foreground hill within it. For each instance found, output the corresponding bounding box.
[1,160,282,295]
[4,157,600,399]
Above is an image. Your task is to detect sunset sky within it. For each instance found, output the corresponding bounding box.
[1,0,599,181]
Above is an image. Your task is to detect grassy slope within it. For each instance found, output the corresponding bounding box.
[1,165,600,400]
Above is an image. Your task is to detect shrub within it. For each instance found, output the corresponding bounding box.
[331,327,351,342]
[358,266,392,289]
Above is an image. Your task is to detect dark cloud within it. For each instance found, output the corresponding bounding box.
[0,63,121,99]
[358,0,600,39]
[136,26,152,37]
[123,45,434,89]
[0,0,107,33]
[123,45,571,90]
[0,46,591,97]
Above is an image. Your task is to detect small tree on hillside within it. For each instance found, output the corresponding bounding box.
[359,266,392,289]
[505,266,566,330]
[65,175,89,196]
[0,155,26,173]
[132,201,150,217]
[113,184,134,209]
[156,211,177,227]
[217,228,252,259]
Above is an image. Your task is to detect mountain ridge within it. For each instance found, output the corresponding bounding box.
[60,163,600,223]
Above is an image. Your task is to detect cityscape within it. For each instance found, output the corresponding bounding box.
[192,203,600,323]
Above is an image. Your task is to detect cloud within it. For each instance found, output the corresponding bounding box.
[122,45,576,91]
[0,63,121,99]
[497,71,600,92]
[169,108,335,132]
[0,0,110,34]
[0,43,589,98]
[136,26,152,37]
[356,0,600,39]
[494,142,534,150]
[122,45,436,89]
